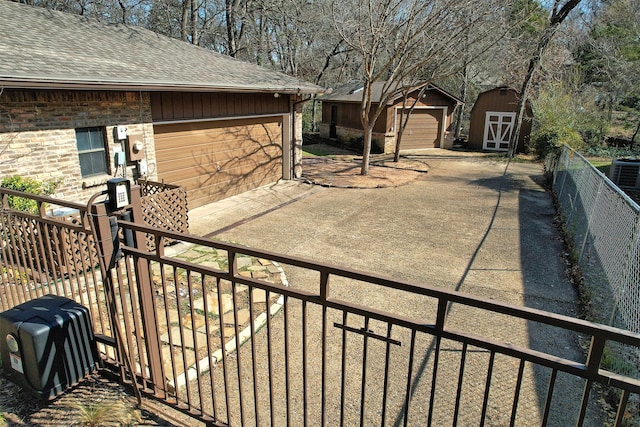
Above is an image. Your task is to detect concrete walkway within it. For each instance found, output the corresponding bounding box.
[183,150,606,426]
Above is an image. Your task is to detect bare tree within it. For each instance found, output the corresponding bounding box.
[333,0,505,175]
[508,0,584,157]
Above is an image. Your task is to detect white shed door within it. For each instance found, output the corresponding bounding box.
[483,112,516,151]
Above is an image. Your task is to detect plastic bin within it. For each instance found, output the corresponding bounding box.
[0,295,98,399]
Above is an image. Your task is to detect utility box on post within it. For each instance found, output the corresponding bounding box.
[0,295,99,399]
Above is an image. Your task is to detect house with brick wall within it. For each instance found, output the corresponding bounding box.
[0,1,322,208]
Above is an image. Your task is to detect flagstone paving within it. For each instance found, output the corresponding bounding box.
[147,243,287,386]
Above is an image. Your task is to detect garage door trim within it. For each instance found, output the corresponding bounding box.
[153,112,286,126]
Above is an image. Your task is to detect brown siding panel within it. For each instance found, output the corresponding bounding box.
[150,92,289,121]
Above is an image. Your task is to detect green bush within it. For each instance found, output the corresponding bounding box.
[529,128,584,160]
[0,175,59,214]
[531,82,608,155]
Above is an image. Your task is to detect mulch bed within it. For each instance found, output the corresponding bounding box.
[301,157,428,188]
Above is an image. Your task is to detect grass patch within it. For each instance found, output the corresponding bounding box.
[302,145,335,157]
[589,159,612,176]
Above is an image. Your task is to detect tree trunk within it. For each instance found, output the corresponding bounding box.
[509,26,557,157]
[118,0,126,24]
[393,87,427,162]
[181,0,190,42]
[454,63,468,140]
[191,0,199,45]
[361,126,374,175]
[359,79,374,176]
[225,0,237,56]
[508,0,583,158]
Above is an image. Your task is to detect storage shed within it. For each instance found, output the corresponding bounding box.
[468,87,533,153]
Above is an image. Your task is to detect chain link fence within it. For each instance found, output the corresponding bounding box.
[547,145,640,378]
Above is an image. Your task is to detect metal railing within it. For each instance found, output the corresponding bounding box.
[0,188,114,360]
[3,185,640,426]
[547,146,640,379]
[103,216,640,426]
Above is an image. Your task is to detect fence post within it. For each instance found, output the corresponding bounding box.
[128,186,165,397]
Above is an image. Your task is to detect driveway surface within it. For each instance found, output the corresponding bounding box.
[185,150,607,426]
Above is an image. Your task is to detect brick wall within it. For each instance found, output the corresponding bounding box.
[0,89,157,204]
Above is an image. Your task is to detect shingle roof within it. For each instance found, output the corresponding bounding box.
[0,1,322,94]
[319,81,463,104]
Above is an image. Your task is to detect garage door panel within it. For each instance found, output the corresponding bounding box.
[398,109,443,150]
[156,142,281,175]
[154,117,283,208]
[155,127,280,150]
[155,124,281,163]
[155,121,281,139]
[159,154,281,187]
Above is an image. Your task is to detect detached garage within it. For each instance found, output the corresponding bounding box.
[318,82,461,154]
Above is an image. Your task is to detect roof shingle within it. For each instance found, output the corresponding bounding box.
[0,1,321,94]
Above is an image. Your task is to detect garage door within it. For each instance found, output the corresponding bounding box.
[397,109,443,149]
[154,117,283,208]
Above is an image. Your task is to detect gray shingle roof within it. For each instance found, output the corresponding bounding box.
[320,81,463,104]
[0,1,322,94]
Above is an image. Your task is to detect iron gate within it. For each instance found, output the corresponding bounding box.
[2,185,640,426]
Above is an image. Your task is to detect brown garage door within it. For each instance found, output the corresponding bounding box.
[154,117,283,208]
[397,109,443,149]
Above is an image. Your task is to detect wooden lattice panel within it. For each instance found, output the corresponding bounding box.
[1,213,98,279]
[53,214,99,277]
[139,180,189,250]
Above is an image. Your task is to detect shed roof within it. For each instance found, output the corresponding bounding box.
[320,81,463,104]
[0,1,321,94]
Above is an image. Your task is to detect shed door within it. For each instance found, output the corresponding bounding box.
[483,112,515,151]
[397,109,443,150]
[154,117,283,208]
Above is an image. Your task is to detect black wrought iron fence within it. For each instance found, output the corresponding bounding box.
[102,217,640,427]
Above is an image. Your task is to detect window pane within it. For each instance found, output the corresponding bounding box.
[79,151,107,177]
[76,130,91,151]
[88,128,104,150]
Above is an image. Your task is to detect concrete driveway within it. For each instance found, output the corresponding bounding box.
[187,150,606,425]
[190,152,572,310]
